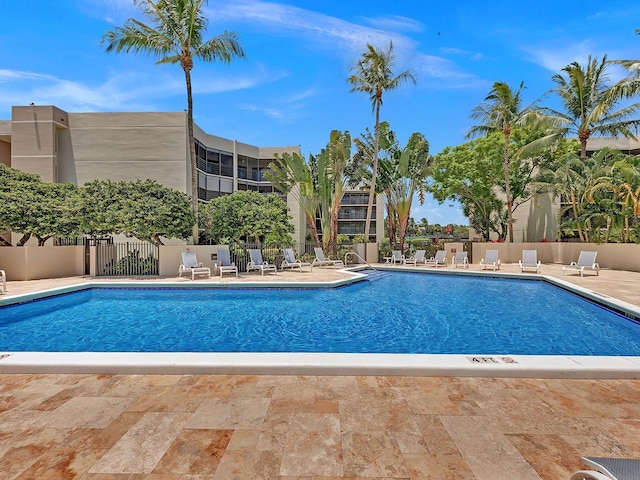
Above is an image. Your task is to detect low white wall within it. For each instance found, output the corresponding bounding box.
[472,243,640,271]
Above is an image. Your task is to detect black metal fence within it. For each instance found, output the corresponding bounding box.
[96,241,159,276]
[223,242,360,272]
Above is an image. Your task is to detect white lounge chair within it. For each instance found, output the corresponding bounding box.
[312,247,345,268]
[178,251,211,280]
[563,251,600,277]
[404,250,427,266]
[0,269,6,294]
[281,248,312,272]
[570,456,640,480]
[391,250,404,264]
[247,249,277,275]
[215,249,238,277]
[452,251,469,269]
[519,249,541,273]
[425,250,447,268]
[479,249,501,271]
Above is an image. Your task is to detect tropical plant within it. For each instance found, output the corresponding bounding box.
[348,41,416,242]
[431,134,507,241]
[544,55,640,158]
[80,179,195,245]
[587,151,640,242]
[388,132,430,253]
[314,130,352,254]
[102,0,245,242]
[0,165,82,246]
[198,190,294,244]
[264,151,321,245]
[467,81,546,243]
[352,121,399,244]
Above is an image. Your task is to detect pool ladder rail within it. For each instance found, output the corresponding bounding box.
[344,251,376,270]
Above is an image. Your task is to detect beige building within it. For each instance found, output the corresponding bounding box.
[0,105,384,245]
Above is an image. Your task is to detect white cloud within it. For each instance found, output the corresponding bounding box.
[521,40,596,73]
[360,15,424,33]
[0,67,269,114]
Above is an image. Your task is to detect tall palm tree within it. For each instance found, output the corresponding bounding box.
[102,0,245,243]
[467,81,541,243]
[352,121,398,246]
[544,55,640,158]
[348,41,416,242]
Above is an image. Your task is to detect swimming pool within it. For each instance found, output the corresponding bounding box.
[2,272,640,356]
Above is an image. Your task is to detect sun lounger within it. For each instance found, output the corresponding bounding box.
[479,249,501,271]
[178,251,211,280]
[563,251,599,277]
[281,248,312,272]
[452,251,469,269]
[391,250,404,264]
[425,250,447,268]
[570,456,640,480]
[519,249,541,273]
[247,249,277,275]
[312,247,345,268]
[215,249,238,277]
[0,269,6,294]
[404,250,427,266]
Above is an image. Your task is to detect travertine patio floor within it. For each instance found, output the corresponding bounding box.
[1,263,639,479]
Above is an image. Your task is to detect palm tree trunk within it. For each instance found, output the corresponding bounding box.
[184,67,199,244]
[305,213,320,246]
[385,189,396,247]
[503,132,514,243]
[570,193,585,242]
[364,102,380,243]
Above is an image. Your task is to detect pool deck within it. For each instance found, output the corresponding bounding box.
[1,263,640,479]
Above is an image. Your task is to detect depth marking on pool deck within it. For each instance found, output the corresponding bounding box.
[467,356,518,364]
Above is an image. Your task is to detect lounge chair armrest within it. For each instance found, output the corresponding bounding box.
[569,470,611,480]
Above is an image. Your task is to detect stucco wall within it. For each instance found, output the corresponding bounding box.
[0,246,84,281]
[64,112,188,191]
[472,242,640,271]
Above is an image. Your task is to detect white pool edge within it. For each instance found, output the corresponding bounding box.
[0,352,638,379]
[1,268,639,379]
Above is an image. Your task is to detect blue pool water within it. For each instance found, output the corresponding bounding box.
[1,272,640,355]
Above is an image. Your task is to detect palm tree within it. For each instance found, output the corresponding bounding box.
[348,41,416,242]
[391,132,431,253]
[467,81,541,243]
[544,55,640,158]
[102,0,245,243]
[316,130,352,254]
[587,151,640,242]
[538,155,591,242]
[264,152,321,245]
[352,121,399,246]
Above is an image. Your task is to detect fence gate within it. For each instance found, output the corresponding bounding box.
[95,241,159,276]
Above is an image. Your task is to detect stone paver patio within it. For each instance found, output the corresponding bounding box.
[1,262,639,479]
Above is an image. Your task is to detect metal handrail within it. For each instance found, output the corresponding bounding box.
[344,251,376,270]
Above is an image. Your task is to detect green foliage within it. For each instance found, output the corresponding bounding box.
[80,179,195,245]
[430,134,506,241]
[113,249,159,275]
[199,190,294,244]
[0,165,82,245]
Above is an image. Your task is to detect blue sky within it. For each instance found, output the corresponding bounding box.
[2,1,640,225]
